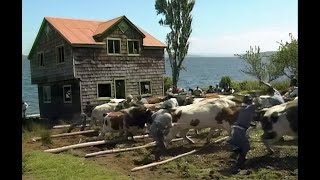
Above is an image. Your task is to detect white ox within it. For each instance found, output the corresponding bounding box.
[256,97,298,154]
[90,99,125,127]
[164,97,240,145]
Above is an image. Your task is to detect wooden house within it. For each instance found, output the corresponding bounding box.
[27,15,166,120]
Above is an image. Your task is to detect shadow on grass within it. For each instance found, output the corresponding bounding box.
[219,154,298,177]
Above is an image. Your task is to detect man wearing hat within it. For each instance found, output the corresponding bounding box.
[149,101,174,161]
[226,95,257,168]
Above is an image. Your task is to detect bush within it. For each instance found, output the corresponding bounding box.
[219,76,232,88]
[40,130,52,145]
[164,76,172,92]
[231,80,290,95]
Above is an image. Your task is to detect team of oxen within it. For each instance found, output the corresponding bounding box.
[76,92,297,155]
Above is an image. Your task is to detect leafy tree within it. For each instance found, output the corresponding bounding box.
[236,46,282,83]
[270,33,298,79]
[155,0,195,88]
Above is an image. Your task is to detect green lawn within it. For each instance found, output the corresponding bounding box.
[22,151,129,180]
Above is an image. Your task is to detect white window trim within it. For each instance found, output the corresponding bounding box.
[127,39,140,56]
[56,44,65,64]
[107,38,121,55]
[37,51,45,68]
[97,81,113,100]
[43,86,51,103]
[63,85,72,103]
[139,80,152,97]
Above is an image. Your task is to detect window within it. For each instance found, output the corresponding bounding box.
[97,83,112,99]
[38,52,44,67]
[107,39,121,54]
[63,85,72,103]
[128,40,140,55]
[139,81,151,95]
[43,86,51,103]
[56,45,65,63]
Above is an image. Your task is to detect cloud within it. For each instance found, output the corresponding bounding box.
[188,27,298,56]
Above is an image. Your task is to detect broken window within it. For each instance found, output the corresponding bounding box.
[43,86,51,103]
[128,40,140,54]
[107,39,121,54]
[97,83,112,98]
[63,85,72,103]
[139,81,151,95]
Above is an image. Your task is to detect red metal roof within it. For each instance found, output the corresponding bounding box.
[44,16,166,47]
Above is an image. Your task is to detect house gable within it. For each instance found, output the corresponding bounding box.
[93,16,145,41]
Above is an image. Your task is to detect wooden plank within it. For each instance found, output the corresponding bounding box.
[52,124,90,129]
[43,134,149,153]
[131,149,199,172]
[32,130,97,141]
[85,136,186,158]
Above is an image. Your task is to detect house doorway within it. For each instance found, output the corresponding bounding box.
[114,79,126,99]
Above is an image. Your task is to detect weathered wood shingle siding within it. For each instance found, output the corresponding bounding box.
[29,23,74,84]
[74,47,165,109]
[74,23,165,109]
[38,79,81,121]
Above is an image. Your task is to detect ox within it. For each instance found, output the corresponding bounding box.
[90,99,126,128]
[255,98,298,154]
[99,105,154,139]
[164,97,241,145]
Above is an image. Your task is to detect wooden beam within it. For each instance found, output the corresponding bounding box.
[85,137,186,158]
[130,136,229,172]
[131,148,199,172]
[43,134,149,153]
[32,130,97,141]
[52,124,90,129]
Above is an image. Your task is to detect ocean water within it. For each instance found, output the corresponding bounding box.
[22,57,39,115]
[165,57,255,89]
[22,56,258,114]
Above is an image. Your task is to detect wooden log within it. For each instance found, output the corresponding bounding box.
[85,137,186,158]
[43,134,149,153]
[32,130,97,141]
[85,142,156,158]
[52,124,90,129]
[214,136,229,143]
[131,148,199,172]
[130,136,229,172]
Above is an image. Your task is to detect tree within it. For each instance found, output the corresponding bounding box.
[235,46,281,82]
[270,33,298,80]
[155,0,195,90]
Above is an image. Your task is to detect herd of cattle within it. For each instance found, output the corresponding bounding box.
[77,92,298,155]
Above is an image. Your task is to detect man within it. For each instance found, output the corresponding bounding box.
[149,101,174,161]
[226,95,257,168]
[283,78,298,101]
[261,81,285,106]
[67,102,95,133]
[22,100,28,123]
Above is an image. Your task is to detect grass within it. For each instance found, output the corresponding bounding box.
[22,151,129,180]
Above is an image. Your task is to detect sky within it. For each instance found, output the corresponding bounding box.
[22,0,298,57]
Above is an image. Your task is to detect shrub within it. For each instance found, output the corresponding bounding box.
[40,130,52,145]
[164,76,172,92]
[219,76,232,88]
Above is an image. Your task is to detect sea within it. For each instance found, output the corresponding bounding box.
[22,56,268,115]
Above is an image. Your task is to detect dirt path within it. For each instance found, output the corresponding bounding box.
[23,128,298,179]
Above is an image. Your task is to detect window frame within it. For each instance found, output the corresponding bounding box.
[63,85,72,103]
[56,44,65,64]
[43,86,51,103]
[37,51,45,68]
[96,81,113,100]
[107,38,121,55]
[138,80,152,97]
[127,39,140,56]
